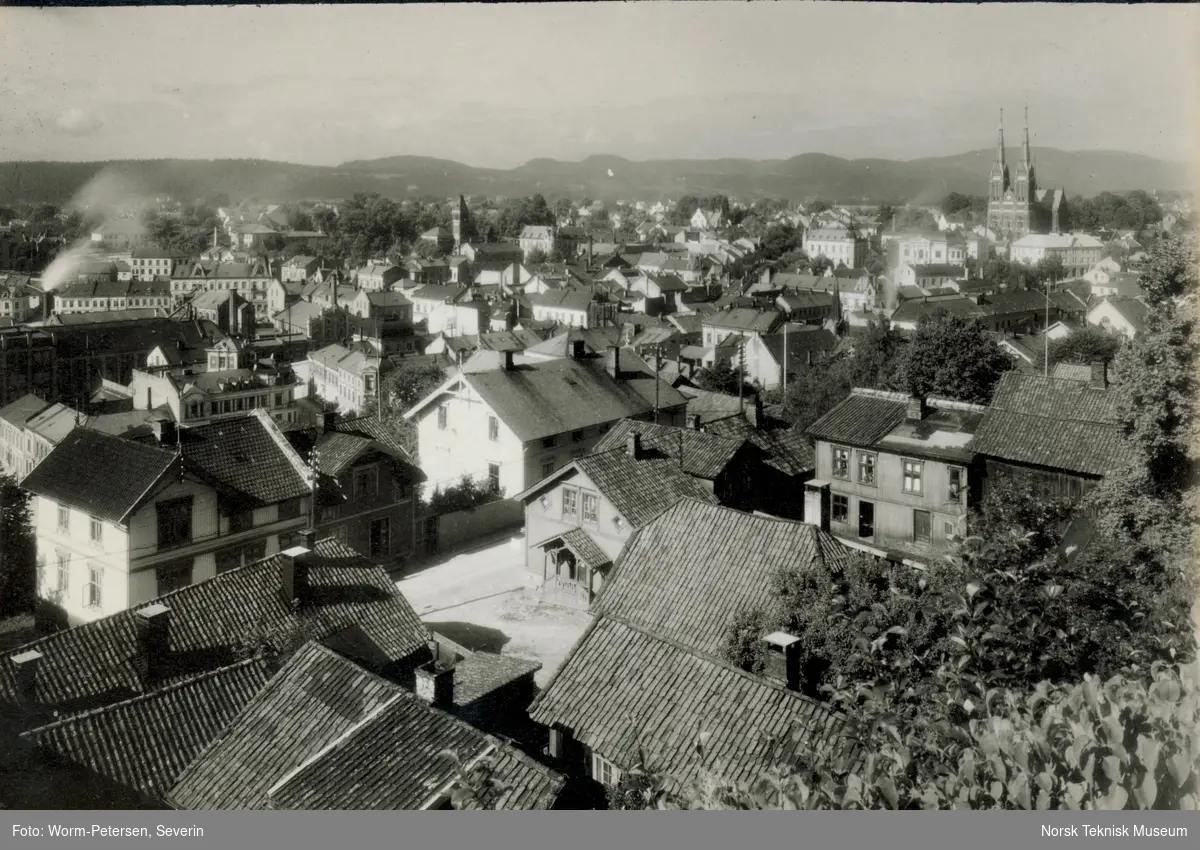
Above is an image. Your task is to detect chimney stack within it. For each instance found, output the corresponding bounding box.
[804,480,831,532]
[300,528,317,549]
[319,410,337,433]
[625,432,642,459]
[151,418,177,448]
[571,338,586,360]
[1089,359,1108,390]
[415,658,456,709]
[11,649,43,706]
[906,395,928,421]
[134,604,172,681]
[761,632,801,691]
[688,414,702,430]
[605,345,621,381]
[280,546,313,607]
[41,291,54,322]
[503,349,515,371]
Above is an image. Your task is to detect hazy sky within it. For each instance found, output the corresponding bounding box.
[2,4,1197,167]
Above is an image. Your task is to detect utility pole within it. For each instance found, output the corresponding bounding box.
[737,335,745,415]
[782,321,788,405]
[653,344,661,425]
[1043,275,1053,377]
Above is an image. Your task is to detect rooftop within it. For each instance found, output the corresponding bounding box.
[593,418,748,481]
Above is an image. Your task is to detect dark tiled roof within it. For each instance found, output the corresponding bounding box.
[570,450,719,528]
[530,616,853,794]
[267,690,563,811]
[593,418,748,480]
[703,308,784,333]
[312,431,375,476]
[0,539,429,723]
[173,643,561,811]
[20,658,272,803]
[530,527,612,571]
[448,651,541,709]
[20,428,177,524]
[806,389,909,449]
[457,354,687,443]
[594,500,847,657]
[168,642,402,810]
[178,413,310,505]
[968,371,1131,476]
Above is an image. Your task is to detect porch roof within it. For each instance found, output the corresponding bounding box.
[530,527,612,570]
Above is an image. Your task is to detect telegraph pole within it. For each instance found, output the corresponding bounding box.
[654,345,661,425]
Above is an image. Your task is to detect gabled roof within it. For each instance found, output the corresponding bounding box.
[175,412,310,505]
[19,658,272,804]
[968,371,1132,477]
[170,642,561,811]
[593,419,748,480]
[806,388,910,449]
[593,500,847,657]
[20,428,177,523]
[522,327,622,359]
[703,307,784,334]
[529,616,854,794]
[0,393,51,429]
[1093,297,1149,333]
[421,353,687,443]
[0,539,429,724]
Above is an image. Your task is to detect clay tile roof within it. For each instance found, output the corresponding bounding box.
[593,419,747,480]
[177,413,310,505]
[0,539,429,724]
[592,500,847,657]
[529,616,855,794]
[805,388,909,449]
[20,428,177,524]
[19,658,272,803]
[568,451,719,529]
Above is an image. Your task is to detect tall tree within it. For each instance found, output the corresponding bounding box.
[0,473,36,618]
[900,311,1014,404]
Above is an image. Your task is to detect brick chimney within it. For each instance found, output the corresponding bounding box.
[503,350,515,371]
[134,604,172,681]
[761,632,801,691]
[41,291,54,322]
[280,545,313,607]
[300,528,317,549]
[571,339,587,360]
[804,480,831,532]
[625,432,642,459]
[319,410,337,433]
[906,395,928,421]
[1090,359,1108,390]
[605,345,621,381]
[11,649,43,706]
[151,418,177,448]
[415,657,455,709]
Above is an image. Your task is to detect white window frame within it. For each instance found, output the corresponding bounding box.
[56,551,69,593]
[831,446,850,480]
[85,565,103,609]
[591,753,622,787]
[561,486,579,520]
[902,459,924,495]
[89,516,103,546]
[857,451,877,487]
[581,491,599,525]
[57,504,70,533]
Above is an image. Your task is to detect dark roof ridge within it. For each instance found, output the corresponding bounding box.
[18,655,269,738]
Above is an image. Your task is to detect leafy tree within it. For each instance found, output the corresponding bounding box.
[1034,253,1066,284]
[549,238,575,263]
[846,321,907,390]
[377,358,447,458]
[1044,325,1122,372]
[770,355,853,433]
[758,223,803,264]
[0,473,36,618]
[809,256,833,277]
[900,311,1014,404]
[525,248,549,266]
[693,362,748,396]
[1139,232,1198,306]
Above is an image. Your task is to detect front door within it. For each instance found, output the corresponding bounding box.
[913,509,931,543]
[423,516,439,555]
[369,518,391,558]
[858,501,874,539]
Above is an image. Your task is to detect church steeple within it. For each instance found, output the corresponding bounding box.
[989,107,1010,201]
[1015,103,1036,201]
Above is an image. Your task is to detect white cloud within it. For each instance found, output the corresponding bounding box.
[55,107,104,134]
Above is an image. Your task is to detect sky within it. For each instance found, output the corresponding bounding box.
[1,3,1198,168]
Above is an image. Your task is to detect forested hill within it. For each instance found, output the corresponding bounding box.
[0,148,1187,206]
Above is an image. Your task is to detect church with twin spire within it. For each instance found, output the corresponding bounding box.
[985,107,1068,239]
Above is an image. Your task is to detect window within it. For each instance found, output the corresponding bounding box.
[437,404,448,430]
[227,507,253,534]
[831,447,850,480]
[487,463,501,494]
[488,415,499,442]
[571,430,585,443]
[355,467,378,499]
[581,492,599,524]
[156,560,193,596]
[57,504,70,533]
[541,461,555,478]
[156,497,193,549]
[831,494,849,524]
[278,497,302,521]
[89,516,102,546]
[392,478,411,502]
[85,565,102,609]
[902,459,924,495]
[542,435,558,449]
[857,451,877,486]
[56,551,69,593]
[562,486,578,519]
[592,753,622,787]
[215,545,243,575]
[948,467,964,502]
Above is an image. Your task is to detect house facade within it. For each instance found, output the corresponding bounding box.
[1010,233,1104,279]
[171,260,274,318]
[21,414,312,625]
[807,389,986,560]
[802,226,867,268]
[303,343,392,417]
[405,346,688,499]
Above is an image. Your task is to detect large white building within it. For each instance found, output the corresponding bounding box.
[1010,233,1104,279]
[20,413,312,625]
[802,226,868,268]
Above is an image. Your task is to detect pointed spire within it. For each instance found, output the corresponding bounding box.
[1021,101,1032,166]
